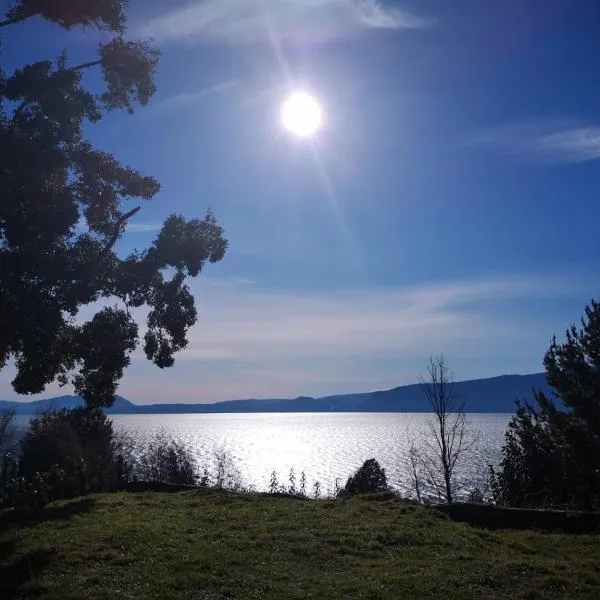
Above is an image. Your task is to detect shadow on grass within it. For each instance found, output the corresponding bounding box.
[436,503,600,534]
[0,498,95,598]
[0,538,54,600]
[0,496,96,533]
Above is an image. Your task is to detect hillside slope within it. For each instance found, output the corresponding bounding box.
[0,490,598,599]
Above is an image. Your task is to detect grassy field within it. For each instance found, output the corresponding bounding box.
[1,489,599,600]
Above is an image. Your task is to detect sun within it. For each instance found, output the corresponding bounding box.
[280,92,322,138]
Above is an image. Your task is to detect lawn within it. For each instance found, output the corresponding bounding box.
[1,489,599,599]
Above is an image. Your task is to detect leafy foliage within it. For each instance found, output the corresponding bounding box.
[342,458,388,496]
[0,408,132,510]
[0,0,227,409]
[19,408,130,492]
[492,300,600,510]
[3,0,126,31]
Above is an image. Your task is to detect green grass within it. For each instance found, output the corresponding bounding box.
[1,489,599,599]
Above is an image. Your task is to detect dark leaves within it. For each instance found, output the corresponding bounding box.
[144,273,196,368]
[152,213,228,276]
[1,1,227,408]
[342,459,388,497]
[6,0,126,32]
[73,308,138,409]
[99,39,160,113]
[492,300,600,510]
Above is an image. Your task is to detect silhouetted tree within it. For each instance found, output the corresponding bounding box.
[342,459,388,496]
[299,471,307,497]
[19,407,129,495]
[0,0,227,409]
[492,300,600,510]
[312,480,321,499]
[0,409,16,453]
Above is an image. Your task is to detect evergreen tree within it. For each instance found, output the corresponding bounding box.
[492,300,600,509]
[342,458,388,496]
[0,1,227,408]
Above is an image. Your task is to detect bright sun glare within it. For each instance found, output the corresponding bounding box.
[281,92,322,138]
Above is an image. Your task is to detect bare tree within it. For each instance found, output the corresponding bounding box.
[417,355,475,504]
[405,440,423,503]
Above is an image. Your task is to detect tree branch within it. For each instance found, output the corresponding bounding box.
[0,12,36,28]
[11,58,104,124]
[12,97,32,122]
[98,206,141,259]
[67,59,104,73]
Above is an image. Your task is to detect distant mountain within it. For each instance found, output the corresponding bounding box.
[0,373,552,414]
[0,395,137,415]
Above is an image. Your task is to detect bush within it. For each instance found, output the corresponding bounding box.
[341,459,388,497]
[210,448,244,490]
[11,407,131,507]
[135,432,197,485]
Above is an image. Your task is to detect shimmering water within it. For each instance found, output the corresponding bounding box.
[111,412,511,498]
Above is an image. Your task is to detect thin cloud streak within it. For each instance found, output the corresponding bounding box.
[137,0,431,45]
[116,272,589,401]
[472,120,600,164]
[126,222,162,233]
[353,0,428,29]
[152,80,239,111]
[74,218,161,234]
[2,274,591,403]
[181,274,587,363]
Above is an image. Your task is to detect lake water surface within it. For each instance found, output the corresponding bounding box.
[111,412,511,498]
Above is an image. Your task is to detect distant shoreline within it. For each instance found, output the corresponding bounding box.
[3,372,550,415]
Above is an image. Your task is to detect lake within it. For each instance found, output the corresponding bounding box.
[110,412,511,498]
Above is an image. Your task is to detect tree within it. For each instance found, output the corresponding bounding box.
[0,409,16,453]
[492,300,600,510]
[341,458,388,496]
[19,407,129,495]
[417,356,473,504]
[0,1,227,409]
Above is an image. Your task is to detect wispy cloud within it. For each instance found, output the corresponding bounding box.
[351,0,427,29]
[181,274,586,364]
[126,222,162,233]
[74,217,161,234]
[152,80,239,111]
[2,274,592,403]
[137,0,431,45]
[113,272,590,402]
[472,120,600,164]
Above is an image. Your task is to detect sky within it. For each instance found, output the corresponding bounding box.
[2,0,600,404]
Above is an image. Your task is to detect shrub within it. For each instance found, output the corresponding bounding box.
[341,459,388,497]
[135,432,197,485]
[16,407,130,504]
[269,470,278,494]
[210,448,244,490]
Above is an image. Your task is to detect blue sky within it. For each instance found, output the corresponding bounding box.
[2,0,600,403]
